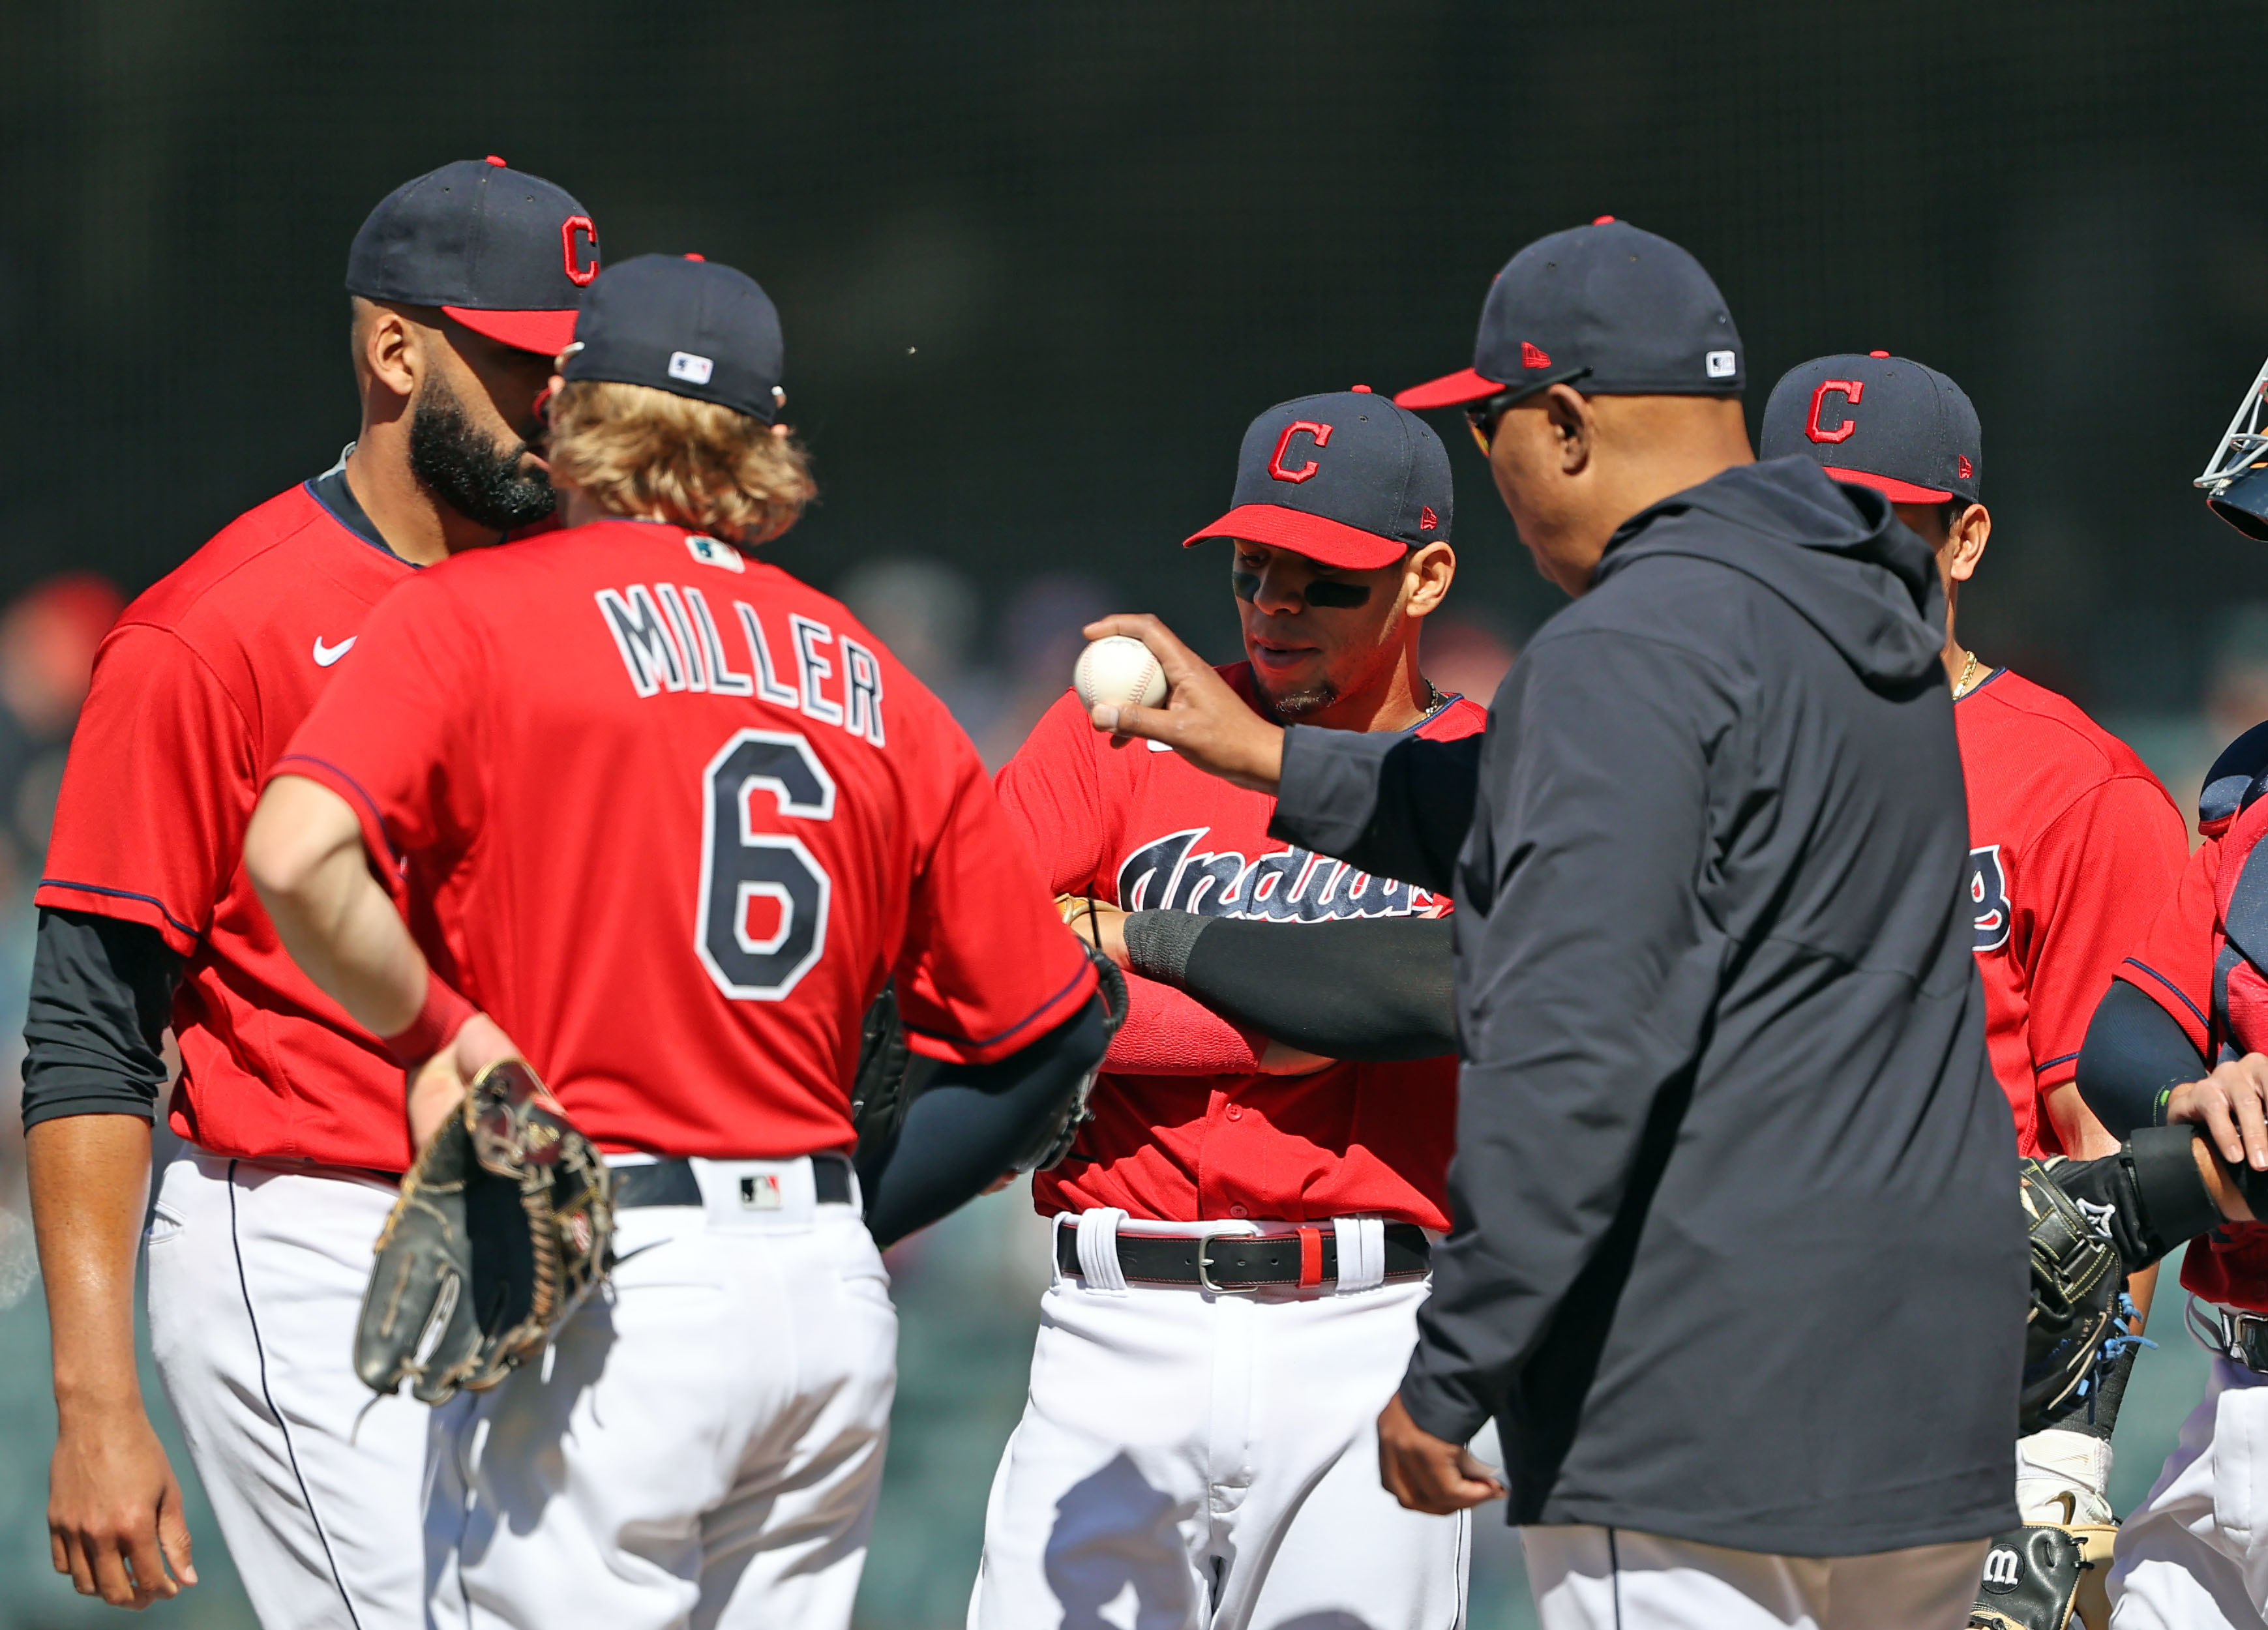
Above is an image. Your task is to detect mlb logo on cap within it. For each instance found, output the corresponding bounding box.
[566,254,787,423]
[1183,389,1452,569]
[1395,218,1745,413]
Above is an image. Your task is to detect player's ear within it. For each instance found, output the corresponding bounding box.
[1403,542,1455,619]
[1947,503,1991,584]
[358,302,419,404]
[1542,383,1594,476]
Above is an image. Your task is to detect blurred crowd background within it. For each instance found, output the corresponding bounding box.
[5,1,2268,1625]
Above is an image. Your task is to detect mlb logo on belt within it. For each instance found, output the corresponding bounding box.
[741,1174,783,1210]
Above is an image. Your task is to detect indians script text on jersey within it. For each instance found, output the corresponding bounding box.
[996,668,1485,1229]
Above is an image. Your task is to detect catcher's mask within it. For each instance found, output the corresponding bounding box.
[2198,357,2268,539]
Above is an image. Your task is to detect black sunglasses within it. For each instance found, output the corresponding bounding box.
[1464,367,1592,454]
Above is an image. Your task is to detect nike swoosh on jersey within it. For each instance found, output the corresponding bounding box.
[312,636,357,667]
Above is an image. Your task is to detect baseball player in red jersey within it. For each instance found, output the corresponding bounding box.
[1758,355,2189,1595]
[240,252,1109,1630]
[2052,368,2268,1625]
[968,390,1485,1630]
[20,158,596,1620]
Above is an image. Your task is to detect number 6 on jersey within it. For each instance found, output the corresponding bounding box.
[698,729,836,1000]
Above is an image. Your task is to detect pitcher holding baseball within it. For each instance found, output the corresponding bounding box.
[968,389,1485,1629]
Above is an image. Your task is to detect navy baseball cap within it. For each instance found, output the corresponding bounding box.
[1759,352,1982,504]
[1397,218,1744,411]
[1183,387,1452,570]
[563,254,786,424]
[346,156,599,356]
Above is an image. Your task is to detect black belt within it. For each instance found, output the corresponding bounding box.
[612,1153,854,1209]
[1055,1221,1430,1290]
[2199,1303,2268,1374]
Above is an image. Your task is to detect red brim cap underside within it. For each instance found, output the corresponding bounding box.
[1392,367,1506,411]
[443,305,580,357]
[1182,503,1410,570]
[1821,466,1954,504]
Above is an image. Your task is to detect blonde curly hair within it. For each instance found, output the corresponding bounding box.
[548,379,816,547]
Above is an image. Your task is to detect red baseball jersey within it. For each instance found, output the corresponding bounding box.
[2115,757,2268,1311]
[1956,668,2188,1156]
[995,670,1486,1231]
[275,518,1096,1159]
[38,479,421,1170]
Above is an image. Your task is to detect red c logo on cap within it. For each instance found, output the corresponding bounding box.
[1805,379,1863,444]
[562,216,599,287]
[1270,421,1332,483]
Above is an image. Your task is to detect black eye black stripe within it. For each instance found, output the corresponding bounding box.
[1230,567,1370,609]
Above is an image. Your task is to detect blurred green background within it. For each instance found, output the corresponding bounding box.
[7,1,2268,1624]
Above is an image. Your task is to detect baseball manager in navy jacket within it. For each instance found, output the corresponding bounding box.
[1083,219,2026,1629]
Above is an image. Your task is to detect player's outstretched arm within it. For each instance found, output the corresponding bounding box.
[1079,615,1286,793]
[1115,909,1457,1061]
[1083,615,1481,893]
[859,994,1112,1248]
[2077,979,2208,1141]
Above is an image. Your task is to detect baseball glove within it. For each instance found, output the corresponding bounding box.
[850,980,922,1163]
[2020,1157,2124,1434]
[1007,947,1128,1173]
[1969,1521,2114,1630]
[849,950,1129,1174]
[355,1060,614,1404]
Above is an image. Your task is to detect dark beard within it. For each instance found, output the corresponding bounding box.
[409,378,554,531]
[1253,674,1340,721]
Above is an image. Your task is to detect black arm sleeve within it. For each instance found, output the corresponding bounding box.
[2076,978,2205,1140]
[857,993,1112,1249]
[20,907,180,1132]
[1268,726,1484,897]
[1123,911,1457,1060]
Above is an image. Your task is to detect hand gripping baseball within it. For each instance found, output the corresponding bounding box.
[1080,615,1286,794]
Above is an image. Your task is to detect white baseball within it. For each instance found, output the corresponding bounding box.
[1074,635,1168,713]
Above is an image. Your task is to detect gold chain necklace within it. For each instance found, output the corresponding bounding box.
[1952,649,1981,698]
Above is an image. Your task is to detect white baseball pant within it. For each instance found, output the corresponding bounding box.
[2111,1351,2268,1626]
[425,1154,897,1630]
[145,1149,432,1630]
[967,1211,1469,1630]
[1521,1524,1990,1629]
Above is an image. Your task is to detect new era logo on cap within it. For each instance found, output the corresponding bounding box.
[1184,389,1453,570]
[1395,218,1746,413]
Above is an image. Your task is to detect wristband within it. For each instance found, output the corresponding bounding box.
[1122,910,1206,986]
[381,970,477,1068]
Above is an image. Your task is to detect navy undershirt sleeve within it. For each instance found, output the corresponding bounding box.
[858,994,1111,1249]
[2076,978,2205,1140]
[22,907,179,1131]
[1129,913,1458,1060]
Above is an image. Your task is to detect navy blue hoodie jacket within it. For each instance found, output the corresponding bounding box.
[1274,456,2024,1554]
